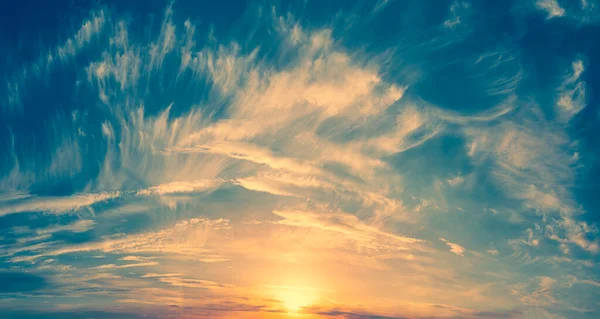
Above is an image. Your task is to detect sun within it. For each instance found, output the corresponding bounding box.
[275,286,317,314]
[281,289,311,312]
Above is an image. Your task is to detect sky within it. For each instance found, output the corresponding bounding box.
[1,0,600,318]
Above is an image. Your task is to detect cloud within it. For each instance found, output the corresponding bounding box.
[47,137,82,178]
[546,216,599,253]
[308,304,520,319]
[156,276,234,290]
[447,176,464,186]
[520,276,558,306]
[533,0,600,24]
[444,1,471,28]
[556,59,586,122]
[141,273,182,278]
[93,261,159,269]
[168,142,321,176]
[462,96,594,259]
[120,256,153,262]
[36,220,95,235]
[486,249,499,255]
[521,309,566,319]
[136,180,224,196]
[2,2,600,318]
[536,0,566,18]
[10,217,230,263]
[0,192,119,217]
[439,238,466,256]
[148,5,177,71]
[273,208,423,250]
[575,279,600,288]
[2,10,106,111]
[0,119,87,192]
[310,309,409,319]
[56,11,105,61]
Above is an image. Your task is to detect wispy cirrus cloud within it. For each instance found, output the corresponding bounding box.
[0,192,119,217]
[8,217,229,263]
[556,59,587,122]
[1,1,599,318]
[2,10,106,112]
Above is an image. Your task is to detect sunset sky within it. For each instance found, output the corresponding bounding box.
[1,0,600,318]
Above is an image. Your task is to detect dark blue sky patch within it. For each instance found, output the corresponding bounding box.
[0,211,50,232]
[0,271,47,293]
[385,134,473,189]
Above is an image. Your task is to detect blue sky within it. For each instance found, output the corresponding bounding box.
[1,0,600,318]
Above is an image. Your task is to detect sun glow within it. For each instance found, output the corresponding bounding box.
[274,285,317,314]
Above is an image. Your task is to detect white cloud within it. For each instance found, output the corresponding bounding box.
[37,220,95,235]
[148,5,177,71]
[465,107,577,216]
[120,256,153,262]
[72,9,419,236]
[234,176,295,197]
[576,279,600,287]
[157,276,234,289]
[372,0,391,13]
[439,238,466,256]
[0,192,119,217]
[273,208,424,253]
[168,142,321,176]
[141,273,182,278]
[520,276,558,306]
[48,136,82,178]
[536,0,566,19]
[61,11,106,60]
[136,180,223,196]
[556,59,586,122]
[11,217,230,262]
[444,1,470,28]
[447,176,464,186]
[486,249,499,255]
[547,217,599,253]
[93,261,159,269]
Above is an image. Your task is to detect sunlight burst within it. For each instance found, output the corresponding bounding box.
[276,286,317,314]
